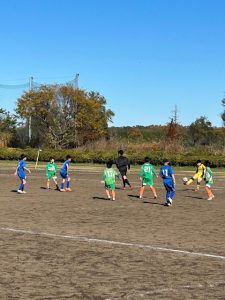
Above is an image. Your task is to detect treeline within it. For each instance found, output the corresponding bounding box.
[109,117,225,150]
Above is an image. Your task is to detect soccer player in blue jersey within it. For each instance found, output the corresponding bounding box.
[159,159,176,206]
[60,155,72,192]
[14,154,31,194]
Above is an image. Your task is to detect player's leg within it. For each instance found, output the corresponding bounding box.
[186,173,198,185]
[195,176,202,191]
[205,183,214,200]
[60,178,66,191]
[105,186,111,200]
[53,177,60,190]
[163,182,172,206]
[111,188,116,201]
[18,177,24,193]
[139,184,145,199]
[47,178,50,189]
[121,168,131,188]
[149,180,157,198]
[65,176,72,191]
[19,178,27,193]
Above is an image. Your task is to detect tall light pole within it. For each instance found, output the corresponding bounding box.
[74,73,79,89]
[28,76,33,143]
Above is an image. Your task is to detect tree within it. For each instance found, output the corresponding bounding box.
[0,108,17,133]
[188,116,214,146]
[0,108,17,146]
[221,97,225,126]
[16,85,114,148]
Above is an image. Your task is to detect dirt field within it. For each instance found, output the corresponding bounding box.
[0,166,225,299]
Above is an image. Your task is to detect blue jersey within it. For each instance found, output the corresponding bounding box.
[60,159,70,174]
[160,165,174,181]
[17,160,26,176]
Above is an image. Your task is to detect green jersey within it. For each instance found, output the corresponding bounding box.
[103,167,118,185]
[46,162,57,176]
[140,163,156,179]
[205,166,213,184]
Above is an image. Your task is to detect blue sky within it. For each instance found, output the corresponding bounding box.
[0,0,225,127]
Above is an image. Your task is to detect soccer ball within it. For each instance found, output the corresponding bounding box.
[182,177,188,184]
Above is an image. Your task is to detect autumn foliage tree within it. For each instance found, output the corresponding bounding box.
[16,85,114,148]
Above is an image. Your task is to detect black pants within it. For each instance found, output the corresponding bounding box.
[118,167,131,187]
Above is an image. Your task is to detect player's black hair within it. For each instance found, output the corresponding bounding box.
[204,160,210,167]
[144,157,150,163]
[66,155,72,160]
[106,160,113,168]
[49,156,54,160]
[163,159,169,164]
[196,159,201,164]
[20,154,26,160]
[118,149,124,155]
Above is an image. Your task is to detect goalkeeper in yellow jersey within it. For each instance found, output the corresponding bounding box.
[185,160,206,191]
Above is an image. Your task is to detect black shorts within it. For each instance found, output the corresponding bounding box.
[119,167,127,177]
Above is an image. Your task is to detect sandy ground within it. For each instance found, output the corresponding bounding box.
[0,166,225,299]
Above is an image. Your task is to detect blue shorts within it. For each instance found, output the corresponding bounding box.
[163,179,175,192]
[18,173,26,180]
[60,171,69,179]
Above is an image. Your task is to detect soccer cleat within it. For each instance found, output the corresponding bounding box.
[60,189,66,192]
[167,197,172,204]
[164,202,168,206]
[17,190,23,194]
[208,195,215,201]
[65,188,72,192]
[154,195,157,199]
[112,198,115,201]
[139,196,143,199]
[22,191,27,194]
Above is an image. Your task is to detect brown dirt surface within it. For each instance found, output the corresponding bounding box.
[0,166,225,299]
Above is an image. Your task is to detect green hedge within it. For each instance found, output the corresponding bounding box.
[0,147,225,167]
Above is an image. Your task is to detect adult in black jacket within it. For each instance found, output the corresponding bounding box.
[115,150,132,189]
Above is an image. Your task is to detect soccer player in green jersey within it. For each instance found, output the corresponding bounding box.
[204,160,214,201]
[102,161,120,201]
[46,157,59,190]
[139,157,158,199]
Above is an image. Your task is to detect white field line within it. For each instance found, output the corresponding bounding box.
[1,227,225,261]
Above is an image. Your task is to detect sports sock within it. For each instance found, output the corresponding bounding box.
[60,183,64,190]
[150,186,157,196]
[125,178,131,186]
[187,178,193,185]
[66,181,70,188]
[139,186,145,197]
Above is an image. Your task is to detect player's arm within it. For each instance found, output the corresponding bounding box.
[152,166,158,178]
[201,165,206,178]
[127,158,131,170]
[172,174,176,185]
[140,166,144,180]
[24,167,31,174]
[159,167,163,178]
[14,167,18,176]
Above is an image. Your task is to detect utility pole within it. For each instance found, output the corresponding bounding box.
[28,76,33,143]
[172,104,178,125]
[74,73,79,147]
[74,73,79,89]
